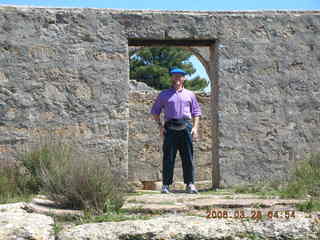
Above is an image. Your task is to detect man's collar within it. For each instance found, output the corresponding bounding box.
[170,86,184,92]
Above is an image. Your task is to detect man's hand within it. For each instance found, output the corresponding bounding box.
[152,114,166,137]
[191,127,199,141]
[192,116,200,141]
[160,126,166,138]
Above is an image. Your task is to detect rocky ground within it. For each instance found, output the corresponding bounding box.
[0,191,320,240]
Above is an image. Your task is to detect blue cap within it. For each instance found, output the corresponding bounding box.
[169,68,187,76]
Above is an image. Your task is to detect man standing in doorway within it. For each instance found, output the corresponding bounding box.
[150,68,202,194]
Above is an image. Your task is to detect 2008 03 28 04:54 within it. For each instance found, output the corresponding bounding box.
[206,209,296,220]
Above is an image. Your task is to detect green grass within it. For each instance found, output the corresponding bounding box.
[279,153,320,200]
[126,199,176,205]
[52,222,64,235]
[0,159,37,205]
[236,232,267,240]
[199,189,233,195]
[47,208,152,236]
[78,210,152,224]
[0,194,34,205]
[51,208,151,226]
[196,184,283,199]
[17,134,132,215]
[0,133,135,216]
[296,199,320,212]
[228,153,320,202]
[126,199,146,204]
[232,182,284,196]
[125,191,161,196]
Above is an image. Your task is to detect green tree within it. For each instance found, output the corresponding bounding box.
[184,76,209,91]
[130,47,209,91]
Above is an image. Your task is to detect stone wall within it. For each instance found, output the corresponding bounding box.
[217,12,320,186]
[0,7,130,175]
[0,6,319,187]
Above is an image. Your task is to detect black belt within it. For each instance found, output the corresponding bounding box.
[165,118,191,130]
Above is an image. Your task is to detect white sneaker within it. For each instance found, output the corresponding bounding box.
[186,184,198,194]
[161,185,170,194]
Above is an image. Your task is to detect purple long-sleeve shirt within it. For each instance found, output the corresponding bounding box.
[150,88,201,121]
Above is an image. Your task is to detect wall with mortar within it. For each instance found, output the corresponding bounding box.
[0,6,319,187]
[0,7,130,176]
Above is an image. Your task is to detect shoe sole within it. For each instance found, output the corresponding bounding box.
[161,190,170,194]
[186,188,198,194]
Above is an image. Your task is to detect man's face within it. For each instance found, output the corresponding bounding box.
[171,73,185,86]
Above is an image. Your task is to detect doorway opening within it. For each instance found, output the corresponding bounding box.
[127,39,220,190]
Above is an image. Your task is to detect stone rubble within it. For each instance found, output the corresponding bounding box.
[0,210,55,240]
[57,215,320,240]
[1,193,320,240]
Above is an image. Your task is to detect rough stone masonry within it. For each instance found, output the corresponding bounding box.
[0,6,319,187]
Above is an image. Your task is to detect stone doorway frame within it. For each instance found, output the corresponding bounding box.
[128,39,220,189]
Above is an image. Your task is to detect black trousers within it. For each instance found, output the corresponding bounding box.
[162,121,194,185]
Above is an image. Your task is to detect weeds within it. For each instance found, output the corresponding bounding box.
[232,153,320,202]
[232,181,283,197]
[0,159,35,203]
[127,200,146,204]
[296,199,320,212]
[199,189,233,195]
[33,136,131,214]
[125,191,160,196]
[1,132,132,215]
[280,152,320,199]
[49,208,151,228]
[52,222,64,235]
[77,209,151,224]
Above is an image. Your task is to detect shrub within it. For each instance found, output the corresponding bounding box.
[296,199,320,212]
[233,180,283,196]
[17,141,61,193]
[0,162,19,202]
[17,134,131,214]
[0,159,34,203]
[280,152,320,199]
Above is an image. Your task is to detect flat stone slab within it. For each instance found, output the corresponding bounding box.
[124,193,307,213]
[126,192,287,203]
[1,193,318,240]
[57,215,320,240]
[126,192,209,203]
[189,198,305,209]
[0,212,54,240]
[122,203,189,213]
[24,197,84,217]
[0,202,28,213]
